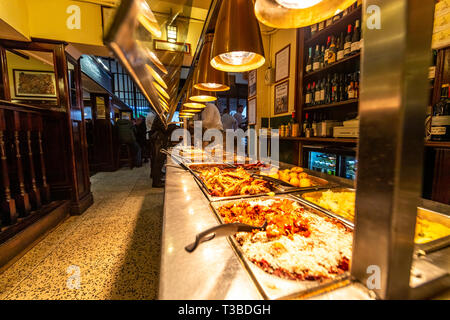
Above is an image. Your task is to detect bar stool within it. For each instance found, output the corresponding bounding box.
[118,144,133,169]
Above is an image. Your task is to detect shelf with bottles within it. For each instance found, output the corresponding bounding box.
[305,4,362,46]
[304,52,360,79]
[304,70,360,110]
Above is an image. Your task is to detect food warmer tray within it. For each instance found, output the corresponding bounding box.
[187,163,337,202]
[209,194,353,300]
[293,188,450,254]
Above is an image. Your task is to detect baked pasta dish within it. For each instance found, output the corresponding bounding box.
[193,166,273,197]
[217,198,352,281]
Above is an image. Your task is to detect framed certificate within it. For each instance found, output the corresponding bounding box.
[275,44,290,83]
[248,69,257,98]
[274,80,289,115]
[248,97,257,125]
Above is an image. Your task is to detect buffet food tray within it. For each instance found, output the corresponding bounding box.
[293,188,450,254]
[209,194,353,300]
[188,163,336,202]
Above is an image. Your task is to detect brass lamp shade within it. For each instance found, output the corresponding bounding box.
[189,87,217,102]
[194,33,230,92]
[210,0,265,72]
[183,102,206,109]
[254,0,356,29]
[137,0,162,37]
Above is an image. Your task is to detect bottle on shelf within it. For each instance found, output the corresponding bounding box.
[320,78,326,104]
[291,111,299,137]
[325,74,331,104]
[344,24,353,57]
[337,32,345,61]
[431,83,450,141]
[347,73,355,99]
[313,45,321,71]
[305,83,312,106]
[315,80,322,105]
[303,113,311,137]
[318,20,325,32]
[327,36,337,64]
[320,45,325,69]
[354,71,360,99]
[305,47,313,73]
[311,24,318,36]
[324,36,331,66]
[311,113,318,137]
[331,74,338,102]
[351,19,361,54]
[311,81,317,106]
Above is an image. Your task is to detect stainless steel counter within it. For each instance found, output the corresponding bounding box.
[158,159,261,299]
[158,158,449,300]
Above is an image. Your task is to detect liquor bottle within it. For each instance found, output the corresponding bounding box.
[305,83,311,106]
[351,20,361,54]
[337,32,345,61]
[327,36,337,64]
[354,71,360,99]
[306,47,313,73]
[431,84,450,141]
[318,20,325,32]
[315,80,322,105]
[347,73,355,99]
[303,113,310,137]
[331,74,338,102]
[326,17,333,28]
[320,78,326,104]
[344,24,352,57]
[324,36,331,66]
[311,81,316,106]
[313,45,321,71]
[320,45,325,69]
[311,113,318,137]
[325,74,332,104]
[339,74,347,102]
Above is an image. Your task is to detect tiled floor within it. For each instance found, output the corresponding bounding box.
[0,164,164,300]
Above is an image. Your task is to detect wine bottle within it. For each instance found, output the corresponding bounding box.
[311,24,318,36]
[303,113,310,137]
[337,32,345,61]
[305,83,311,106]
[320,78,325,104]
[306,47,313,73]
[431,84,450,141]
[311,113,318,137]
[313,45,321,71]
[344,24,352,57]
[331,74,338,102]
[320,45,325,69]
[351,20,361,54]
[347,74,355,99]
[325,74,332,104]
[311,81,317,105]
[315,80,322,105]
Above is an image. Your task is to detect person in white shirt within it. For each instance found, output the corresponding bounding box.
[201,102,223,130]
[145,111,156,139]
[233,104,246,130]
[221,108,237,130]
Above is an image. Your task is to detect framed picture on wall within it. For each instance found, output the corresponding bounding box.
[96,96,106,119]
[274,44,290,83]
[248,69,257,98]
[13,69,57,98]
[248,97,257,125]
[274,80,289,115]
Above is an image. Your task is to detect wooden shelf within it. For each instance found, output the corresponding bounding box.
[425,140,450,148]
[303,99,358,111]
[280,137,358,144]
[305,6,362,46]
[304,53,360,79]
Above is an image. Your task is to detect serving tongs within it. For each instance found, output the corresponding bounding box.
[185,221,268,252]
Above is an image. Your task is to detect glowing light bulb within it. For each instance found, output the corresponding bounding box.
[275,0,323,9]
[219,51,256,65]
[202,83,222,89]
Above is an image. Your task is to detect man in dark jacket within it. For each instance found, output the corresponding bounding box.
[135,116,148,163]
[116,118,142,168]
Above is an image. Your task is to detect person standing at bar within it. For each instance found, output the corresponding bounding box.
[135,115,148,163]
[116,115,142,168]
[221,107,237,130]
[149,115,166,188]
[233,104,247,130]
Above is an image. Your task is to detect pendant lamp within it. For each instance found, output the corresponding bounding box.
[194,33,230,92]
[254,0,356,29]
[183,102,206,109]
[210,0,265,72]
[189,87,217,103]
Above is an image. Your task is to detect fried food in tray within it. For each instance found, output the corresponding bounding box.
[302,189,450,245]
[192,166,273,197]
[216,198,352,281]
[261,166,315,188]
